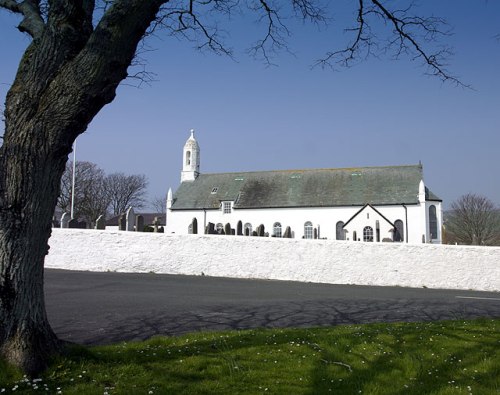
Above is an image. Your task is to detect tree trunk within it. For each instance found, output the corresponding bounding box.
[0,134,68,375]
[0,0,163,375]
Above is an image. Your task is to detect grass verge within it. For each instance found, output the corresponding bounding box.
[1,319,499,394]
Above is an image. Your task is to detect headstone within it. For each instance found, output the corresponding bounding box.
[136,215,144,232]
[118,214,126,231]
[313,228,318,239]
[69,219,86,229]
[206,222,215,234]
[237,221,243,236]
[192,218,198,234]
[257,224,265,237]
[95,215,106,230]
[153,216,160,233]
[283,226,292,238]
[126,207,135,231]
[224,223,232,236]
[60,212,70,228]
[252,231,258,236]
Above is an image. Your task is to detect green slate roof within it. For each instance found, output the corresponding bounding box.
[170,164,441,210]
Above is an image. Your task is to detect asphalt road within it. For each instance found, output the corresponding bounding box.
[44,269,500,345]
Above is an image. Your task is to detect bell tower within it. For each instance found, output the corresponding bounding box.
[181,129,200,182]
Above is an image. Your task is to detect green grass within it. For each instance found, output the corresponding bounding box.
[1,319,499,394]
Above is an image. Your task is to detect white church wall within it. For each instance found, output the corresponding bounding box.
[46,229,500,291]
[167,203,435,244]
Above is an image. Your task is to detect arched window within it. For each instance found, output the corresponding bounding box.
[304,221,313,239]
[244,223,252,236]
[394,220,404,242]
[273,222,282,238]
[429,205,437,240]
[336,221,345,240]
[363,226,374,242]
[186,150,191,166]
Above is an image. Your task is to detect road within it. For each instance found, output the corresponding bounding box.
[44,269,500,345]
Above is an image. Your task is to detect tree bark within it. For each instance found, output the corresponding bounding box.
[0,0,164,375]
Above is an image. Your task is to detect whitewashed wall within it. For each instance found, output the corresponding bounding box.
[166,202,441,244]
[46,229,499,291]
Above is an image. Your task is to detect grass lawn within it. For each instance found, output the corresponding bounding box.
[1,319,498,394]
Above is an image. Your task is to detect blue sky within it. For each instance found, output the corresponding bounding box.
[1,1,499,210]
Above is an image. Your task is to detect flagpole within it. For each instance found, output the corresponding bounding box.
[70,141,76,219]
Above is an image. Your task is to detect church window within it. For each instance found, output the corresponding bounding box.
[186,151,191,166]
[211,187,218,194]
[363,226,374,242]
[304,221,313,239]
[336,221,345,240]
[244,223,252,236]
[394,220,404,242]
[429,205,437,240]
[273,222,282,237]
[223,201,232,214]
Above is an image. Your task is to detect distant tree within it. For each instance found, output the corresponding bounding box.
[445,194,500,246]
[106,173,148,215]
[0,0,467,375]
[151,194,167,214]
[59,161,110,227]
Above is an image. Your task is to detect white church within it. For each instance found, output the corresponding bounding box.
[165,130,443,243]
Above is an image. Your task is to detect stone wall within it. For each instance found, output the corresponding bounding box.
[46,229,500,291]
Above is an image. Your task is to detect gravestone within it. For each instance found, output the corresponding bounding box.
[95,215,106,230]
[237,221,243,236]
[60,212,70,228]
[118,214,126,231]
[136,215,144,232]
[153,216,160,233]
[69,219,86,229]
[283,226,292,238]
[224,223,232,236]
[205,222,215,234]
[192,218,198,234]
[257,224,265,237]
[126,207,135,231]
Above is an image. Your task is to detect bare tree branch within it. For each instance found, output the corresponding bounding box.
[314,0,467,87]
[0,0,45,37]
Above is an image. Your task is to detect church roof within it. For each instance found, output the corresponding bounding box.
[170,164,441,210]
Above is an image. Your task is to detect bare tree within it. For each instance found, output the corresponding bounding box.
[59,161,110,226]
[151,194,167,214]
[445,194,500,246]
[106,173,148,215]
[0,0,463,374]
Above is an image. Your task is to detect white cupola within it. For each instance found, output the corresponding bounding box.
[181,129,200,182]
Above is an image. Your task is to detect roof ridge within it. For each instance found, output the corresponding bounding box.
[200,164,422,176]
